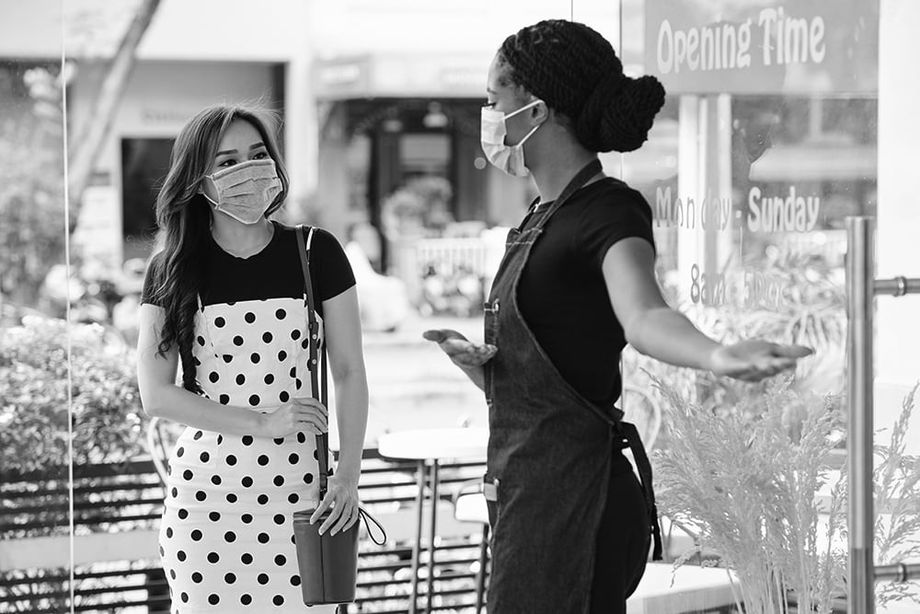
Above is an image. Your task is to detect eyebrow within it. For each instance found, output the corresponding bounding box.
[215,142,266,156]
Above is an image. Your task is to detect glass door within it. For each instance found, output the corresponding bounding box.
[582,0,913,611]
[0,2,72,613]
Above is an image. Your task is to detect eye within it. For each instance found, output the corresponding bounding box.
[217,158,237,168]
[252,151,269,160]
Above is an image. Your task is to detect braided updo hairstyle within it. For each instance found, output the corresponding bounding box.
[498,19,665,153]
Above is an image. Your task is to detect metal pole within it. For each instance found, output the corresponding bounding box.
[875,562,920,583]
[847,216,876,614]
[874,276,920,297]
[474,524,489,613]
[425,461,440,613]
[408,460,426,614]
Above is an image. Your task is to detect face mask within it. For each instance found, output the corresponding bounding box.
[201,158,282,224]
[480,99,542,177]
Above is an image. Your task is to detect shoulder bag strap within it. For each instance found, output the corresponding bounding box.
[296,224,331,501]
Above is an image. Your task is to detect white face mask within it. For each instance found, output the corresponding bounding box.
[202,159,282,224]
[480,100,542,177]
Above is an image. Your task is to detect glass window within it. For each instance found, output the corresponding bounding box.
[0,2,71,612]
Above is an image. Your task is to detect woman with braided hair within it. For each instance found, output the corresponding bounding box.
[425,20,812,613]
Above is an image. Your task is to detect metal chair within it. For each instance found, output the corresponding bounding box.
[451,478,490,613]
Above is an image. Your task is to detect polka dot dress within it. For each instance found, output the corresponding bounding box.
[159,297,337,613]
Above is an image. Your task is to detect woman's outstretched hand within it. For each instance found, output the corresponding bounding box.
[709,340,814,382]
[423,329,497,368]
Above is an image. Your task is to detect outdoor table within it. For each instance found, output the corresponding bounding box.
[377,427,489,614]
[627,563,737,613]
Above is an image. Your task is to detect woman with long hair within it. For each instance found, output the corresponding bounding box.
[424,20,813,613]
[136,104,368,612]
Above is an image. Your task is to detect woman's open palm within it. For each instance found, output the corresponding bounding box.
[709,340,814,382]
[423,329,497,368]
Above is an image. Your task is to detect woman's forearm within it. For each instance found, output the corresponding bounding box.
[143,385,267,436]
[627,307,721,370]
[331,369,369,484]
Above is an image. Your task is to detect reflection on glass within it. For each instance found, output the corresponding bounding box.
[614,0,920,612]
[60,2,169,611]
[0,2,71,613]
[0,0,907,610]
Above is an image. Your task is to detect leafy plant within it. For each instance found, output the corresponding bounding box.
[0,315,147,475]
[872,383,920,608]
[0,65,66,311]
[653,377,920,613]
[652,377,847,614]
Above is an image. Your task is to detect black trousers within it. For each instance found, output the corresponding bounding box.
[589,452,651,614]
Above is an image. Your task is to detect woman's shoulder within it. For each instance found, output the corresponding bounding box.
[578,177,652,220]
[272,222,350,268]
[593,176,649,203]
[273,221,342,246]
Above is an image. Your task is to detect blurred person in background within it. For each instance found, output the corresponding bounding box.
[136,104,368,613]
[425,20,813,614]
[344,222,411,332]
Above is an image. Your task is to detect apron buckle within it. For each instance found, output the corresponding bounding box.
[483,478,499,501]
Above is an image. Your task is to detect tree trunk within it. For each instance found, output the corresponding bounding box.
[66,0,162,231]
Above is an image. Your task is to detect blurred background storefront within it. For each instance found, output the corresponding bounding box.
[3,0,620,315]
[2,0,920,612]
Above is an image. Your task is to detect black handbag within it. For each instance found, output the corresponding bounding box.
[290,225,385,607]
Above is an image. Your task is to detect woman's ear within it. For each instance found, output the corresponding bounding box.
[530,100,550,125]
[537,103,573,132]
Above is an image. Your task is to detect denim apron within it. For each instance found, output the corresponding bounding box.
[482,159,662,613]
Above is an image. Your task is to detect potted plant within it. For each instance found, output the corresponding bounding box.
[651,376,920,613]
[652,377,847,613]
[631,245,920,612]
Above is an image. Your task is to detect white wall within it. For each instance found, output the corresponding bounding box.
[309,0,619,59]
[876,0,920,448]
[63,0,309,62]
[0,0,61,58]
[50,0,617,63]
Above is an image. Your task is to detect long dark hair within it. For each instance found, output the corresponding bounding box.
[148,104,289,392]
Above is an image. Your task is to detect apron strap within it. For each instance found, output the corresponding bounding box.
[296,224,331,501]
[530,158,603,229]
[540,159,661,558]
[615,421,663,561]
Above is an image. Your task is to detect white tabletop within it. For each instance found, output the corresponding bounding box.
[377,427,489,461]
[627,563,737,614]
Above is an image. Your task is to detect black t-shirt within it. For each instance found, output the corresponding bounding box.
[516,177,655,410]
[141,222,356,318]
